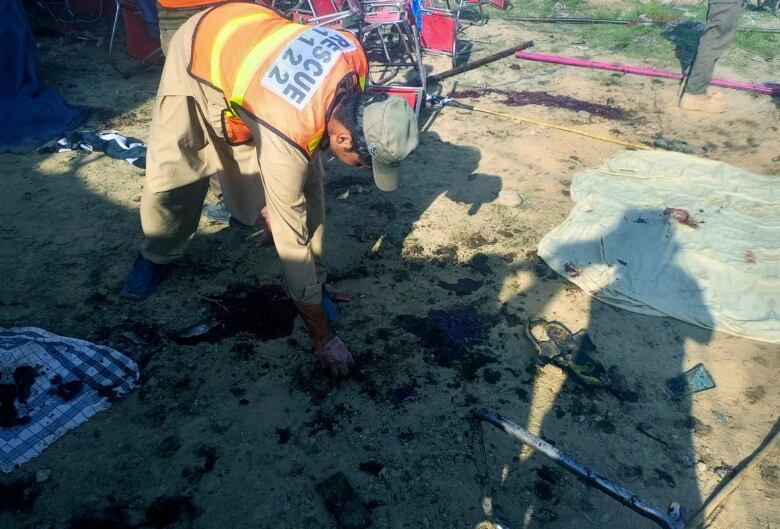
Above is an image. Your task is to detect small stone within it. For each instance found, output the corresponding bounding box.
[599,513,611,523]
[132,194,142,203]
[577,415,586,423]
[36,468,51,483]
[696,462,708,474]
[670,432,680,440]
[577,110,592,122]
[497,190,523,207]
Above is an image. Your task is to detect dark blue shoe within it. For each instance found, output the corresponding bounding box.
[121,256,170,301]
[322,286,340,323]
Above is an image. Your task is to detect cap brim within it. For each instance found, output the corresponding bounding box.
[372,159,401,192]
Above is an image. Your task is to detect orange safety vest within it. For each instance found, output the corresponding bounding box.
[157,0,228,11]
[188,3,368,155]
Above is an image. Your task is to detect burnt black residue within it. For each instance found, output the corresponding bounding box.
[395,308,495,381]
[359,460,385,477]
[144,496,197,528]
[176,284,298,344]
[0,474,43,513]
[451,89,627,120]
[276,427,291,445]
[0,365,37,428]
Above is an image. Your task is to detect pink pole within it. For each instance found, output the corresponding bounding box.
[515,51,780,96]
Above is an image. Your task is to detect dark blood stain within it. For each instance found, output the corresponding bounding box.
[468,253,493,276]
[464,233,494,249]
[0,474,43,513]
[392,385,417,404]
[432,245,458,266]
[181,445,218,485]
[533,480,556,501]
[366,499,384,512]
[144,496,197,528]
[654,468,677,488]
[664,207,699,228]
[359,460,385,477]
[175,284,297,344]
[532,257,557,280]
[276,428,291,444]
[437,278,483,296]
[66,516,131,529]
[536,465,560,484]
[451,88,627,119]
[155,435,182,458]
[55,380,84,401]
[596,418,616,434]
[482,368,502,384]
[396,308,488,365]
[620,464,643,480]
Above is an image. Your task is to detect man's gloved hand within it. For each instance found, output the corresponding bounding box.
[295,301,354,378]
[316,336,354,377]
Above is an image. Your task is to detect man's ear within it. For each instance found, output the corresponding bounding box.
[335,130,353,148]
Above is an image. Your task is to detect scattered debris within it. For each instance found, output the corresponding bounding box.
[317,473,372,529]
[653,137,703,155]
[526,318,611,388]
[665,363,715,398]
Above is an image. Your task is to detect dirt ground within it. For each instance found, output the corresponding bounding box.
[2,10,779,529]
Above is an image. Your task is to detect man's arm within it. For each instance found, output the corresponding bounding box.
[238,111,353,376]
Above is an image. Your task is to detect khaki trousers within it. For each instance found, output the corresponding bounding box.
[139,11,327,305]
[157,3,223,198]
[684,0,742,95]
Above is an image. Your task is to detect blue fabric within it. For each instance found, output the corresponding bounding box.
[135,0,161,39]
[410,0,423,29]
[0,0,87,153]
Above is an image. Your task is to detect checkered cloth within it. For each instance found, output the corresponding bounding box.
[0,327,139,473]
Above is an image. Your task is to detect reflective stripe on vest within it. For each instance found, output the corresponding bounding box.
[210,12,275,89]
[189,3,368,157]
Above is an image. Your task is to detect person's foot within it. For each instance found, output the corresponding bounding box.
[120,255,170,301]
[202,199,231,224]
[678,92,728,113]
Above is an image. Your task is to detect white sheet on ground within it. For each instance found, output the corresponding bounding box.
[537,151,779,344]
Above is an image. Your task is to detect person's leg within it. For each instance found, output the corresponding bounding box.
[684,0,742,96]
[123,94,214,300]
[157,3,225,205]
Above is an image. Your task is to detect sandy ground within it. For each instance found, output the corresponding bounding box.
[2,10,779,529]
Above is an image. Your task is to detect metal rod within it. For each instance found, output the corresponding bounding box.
[504,15,780,33]
[427,41,534,83]
[476,411,685,529]
[515,51,780,96]
[687,418,780,529]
